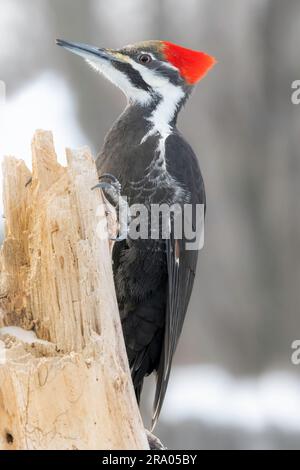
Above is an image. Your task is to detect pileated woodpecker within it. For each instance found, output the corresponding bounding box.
[57,39,215,428]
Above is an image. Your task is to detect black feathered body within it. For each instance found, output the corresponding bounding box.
[96,103,205,417]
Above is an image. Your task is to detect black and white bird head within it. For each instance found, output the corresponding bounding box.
[56,39,216,111]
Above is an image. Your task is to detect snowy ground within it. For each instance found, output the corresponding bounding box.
[156,365,300,450]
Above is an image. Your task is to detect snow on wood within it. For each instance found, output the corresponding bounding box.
[0,130,148,450]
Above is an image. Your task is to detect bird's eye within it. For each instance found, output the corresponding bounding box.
[138,54,152,64]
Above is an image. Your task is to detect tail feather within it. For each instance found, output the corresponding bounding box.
[134,380,144,405]
[151,345,173,431]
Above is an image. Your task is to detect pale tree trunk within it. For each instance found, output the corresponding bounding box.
[0,130,149,450]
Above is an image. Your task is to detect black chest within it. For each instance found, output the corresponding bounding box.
[96,106,189,206]
[97,107,156,179]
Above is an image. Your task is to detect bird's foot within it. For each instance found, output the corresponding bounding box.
[92,173,130,242]
[92,173,122,205]
[145,429,166,450]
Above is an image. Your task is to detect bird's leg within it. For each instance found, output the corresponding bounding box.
[92,173,122,206]
[92,174,130,241]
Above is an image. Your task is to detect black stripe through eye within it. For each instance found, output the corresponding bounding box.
[155,64,182,85]
[113,61,152,92]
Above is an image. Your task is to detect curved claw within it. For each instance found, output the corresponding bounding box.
[92,179,129,243]
[91,181,114,191]
[98,173,120,184]
[110,233,128,242]
[97,173,122,192]
[91,180,122,211]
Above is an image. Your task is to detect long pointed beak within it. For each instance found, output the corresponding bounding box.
[56,39,114,61]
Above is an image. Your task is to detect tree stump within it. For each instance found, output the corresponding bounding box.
[0,130,149,450]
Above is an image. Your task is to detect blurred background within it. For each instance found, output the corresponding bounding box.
[1,0,300,450]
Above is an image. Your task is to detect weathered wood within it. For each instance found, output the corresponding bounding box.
[0,130,149,450]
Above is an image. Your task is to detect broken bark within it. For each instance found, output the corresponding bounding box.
[0,130,149,450]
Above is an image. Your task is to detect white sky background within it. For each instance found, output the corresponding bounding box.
[0,72,88,219]
[0,72,88,165]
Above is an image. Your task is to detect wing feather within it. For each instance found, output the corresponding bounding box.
[152,223,198,429]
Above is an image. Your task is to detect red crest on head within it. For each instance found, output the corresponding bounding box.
[162,41,216,85]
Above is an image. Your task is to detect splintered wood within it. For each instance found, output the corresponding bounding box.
[0,130,148,450]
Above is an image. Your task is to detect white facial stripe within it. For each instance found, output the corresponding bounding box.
[150,83,185,133]
[139,71,185,143]
[127,57,169,88]
[86,57,152,105]
[137,61,185,183]
[86,53,184,122]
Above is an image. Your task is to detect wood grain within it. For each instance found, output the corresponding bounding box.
[0,130,148,450]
